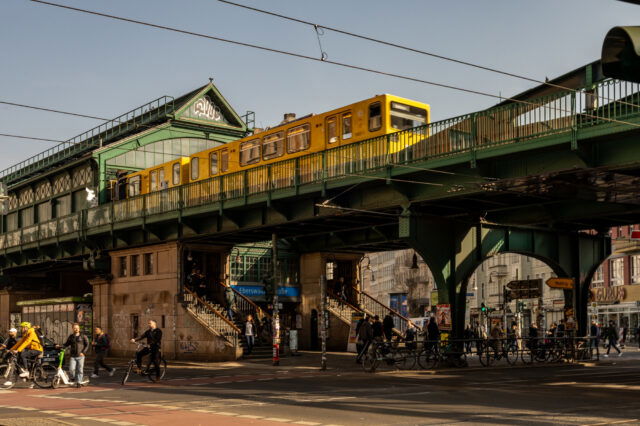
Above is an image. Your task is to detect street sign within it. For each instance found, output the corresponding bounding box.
[506,279,542,290]
[506,288,541,300]
[546,277,574,290]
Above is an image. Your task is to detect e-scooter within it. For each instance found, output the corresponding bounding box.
[51,349,89,388]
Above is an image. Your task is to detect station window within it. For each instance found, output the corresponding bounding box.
[327,116,338,144]
[210,152,218,175]
[220,149,229,173]
[262,132,284,160]
[144,253,154,275]
[127,176,141,197]
[287,124,311,153]
[130,254,140,276]
[190,157,199,180]
[150,170,158,192]
[240,139,261,166]
[172,163,180,185]
[369,102,382,131]
[342,113,352,140]
[118,256,127,277]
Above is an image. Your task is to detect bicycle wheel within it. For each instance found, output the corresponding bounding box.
[33,364,57,389]
[506,345,519,366]
[0,364,17,390]
[398,350,417,370]
[121,361,134,385]
[147,358,168,382]
[417,349,437,370]
[452,352,467,368]
[521,348,534,365]
[479,347,494,367]
[361,351,379,373]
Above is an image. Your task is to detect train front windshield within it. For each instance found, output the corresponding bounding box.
[390,101,427,130]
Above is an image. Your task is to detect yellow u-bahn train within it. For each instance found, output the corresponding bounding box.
[116,94,430,199]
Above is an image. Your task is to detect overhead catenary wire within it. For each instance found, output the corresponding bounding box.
[216,0,638,109]
[28,0,640,130]
[0,132,67,143]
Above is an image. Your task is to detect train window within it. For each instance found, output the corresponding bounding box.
[369,102,382,131]
[342,113,352,139]
[172,163,180,185]
[210,152,218,175]
[191,157,199,180]
[263,132,284,160]
[327,117,338,144]
[220,149,229,172]
[159,168,166,189]
[128,176,141,197]
[287,124,310,153]
[240,139,261,166]
[150,170,158,192]
[390,101,427,130]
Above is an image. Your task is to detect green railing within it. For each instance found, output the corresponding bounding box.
[2,79,640,250]
[0,96,175,186]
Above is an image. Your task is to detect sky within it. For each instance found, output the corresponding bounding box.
[1,0,639,170]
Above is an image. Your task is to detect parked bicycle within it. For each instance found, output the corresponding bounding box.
[477,338,519,367]
[121,343,167,385]
[0,352,57,389]
[418,339,467,369]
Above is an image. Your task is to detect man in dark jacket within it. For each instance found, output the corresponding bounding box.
[604,321,622,357]
[372,315,384,341]
[91,326,115,378]
[382,314,395,342]
[0,328,18,362]
[131,319,163,380]
[356,316,373,363]
[62,323,89,387]
[590,321,600,350]
[427,317,440,351]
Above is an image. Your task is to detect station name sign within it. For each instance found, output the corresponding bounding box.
[592,286,626,304]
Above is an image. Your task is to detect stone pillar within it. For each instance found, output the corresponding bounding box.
[0,290,47,330]
[299,253,323,350]
[89,276,112,333]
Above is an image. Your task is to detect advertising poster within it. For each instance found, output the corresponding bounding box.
[436,304,451,330]
[347,312,365,353]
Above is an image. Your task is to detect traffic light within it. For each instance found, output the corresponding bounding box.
[481,303,488,313]
[504,288,513,303]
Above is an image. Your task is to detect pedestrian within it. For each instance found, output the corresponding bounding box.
[245,315,255,355]
[463,324,472,354]
[426,316,440,351]
[0,328,18,362]
[91,326,115,378]
[604,321,622,357]
[131,319,163,381]
[405,323,417,350]
[528,322,539,351]
[556,320,566,338]
[225,282,236,321]
[372,315,384,342]
[355,316,366,355]
[590,320,600,350]
[356,315,373,363]
[382,314,394,342]
[61,323,89,387]
[187,267,206,299]
[622,326,628,346]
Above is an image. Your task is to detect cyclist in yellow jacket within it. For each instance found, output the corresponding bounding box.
[11,322,43,377]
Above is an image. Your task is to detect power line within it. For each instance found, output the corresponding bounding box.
[29,0,640,130]
[0,133,67,143]
[0,100,109,121]
[217,0,638,109]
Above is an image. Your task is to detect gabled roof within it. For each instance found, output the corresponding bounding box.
[1,82,247,188]
[174,83,247,132]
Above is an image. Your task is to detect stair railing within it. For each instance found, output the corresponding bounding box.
[354,288,415,336]
[183,287,240,346]
[216,281,272,322]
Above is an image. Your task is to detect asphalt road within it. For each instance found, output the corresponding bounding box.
[1,349,640,425]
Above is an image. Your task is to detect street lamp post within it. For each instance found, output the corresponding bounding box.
[271,233,280,366]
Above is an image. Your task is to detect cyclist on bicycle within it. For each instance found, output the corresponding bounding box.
[131,319,162,380]
[0,328,18,362]
[10,322,43,377]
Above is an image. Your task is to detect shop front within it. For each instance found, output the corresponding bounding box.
[590,285,640,335]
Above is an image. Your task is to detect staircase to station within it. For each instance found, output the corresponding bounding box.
[326,289,414,338]
[182,287,240,349]
[217,283,274,360]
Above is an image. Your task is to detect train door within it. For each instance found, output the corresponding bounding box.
[325,115,341,177]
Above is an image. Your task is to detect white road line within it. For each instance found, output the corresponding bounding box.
[42,410,62,414]
[216,412,240,416]
[238,415,265,419]
[293,421,321,425]
[56,413,76,417]
[265,418,293,423]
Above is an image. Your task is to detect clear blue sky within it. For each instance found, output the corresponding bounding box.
[1,0,639,170]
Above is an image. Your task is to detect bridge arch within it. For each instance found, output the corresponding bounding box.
[401,212,610,337]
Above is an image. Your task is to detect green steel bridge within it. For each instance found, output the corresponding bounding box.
[4,26,640,336]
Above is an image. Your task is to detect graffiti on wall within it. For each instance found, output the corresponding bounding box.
[178,335,199,353]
